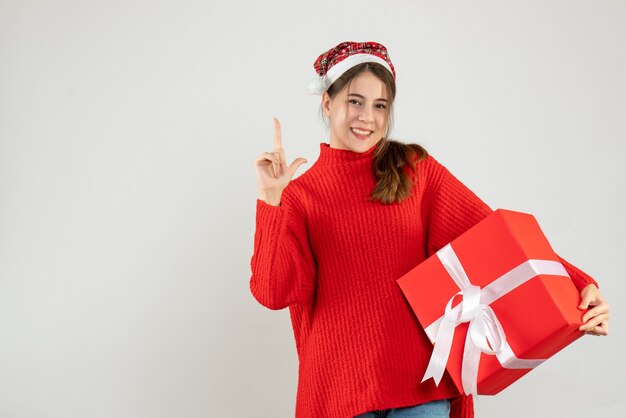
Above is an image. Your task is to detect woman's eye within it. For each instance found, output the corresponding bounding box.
[375,104,387,109]
[349,99,361,105]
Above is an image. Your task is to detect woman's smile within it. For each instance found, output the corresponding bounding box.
[350,127,373,140]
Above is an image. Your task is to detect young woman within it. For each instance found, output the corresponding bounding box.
[250,41,609,418]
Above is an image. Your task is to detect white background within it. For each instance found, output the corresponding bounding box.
[0,1,624,417]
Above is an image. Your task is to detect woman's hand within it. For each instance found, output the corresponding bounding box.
[253,118,307,206]
[578,284,610,336]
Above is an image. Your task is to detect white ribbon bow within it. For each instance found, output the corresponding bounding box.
[421,244,570,395]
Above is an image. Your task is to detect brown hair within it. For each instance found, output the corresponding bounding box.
[324,62,428,205]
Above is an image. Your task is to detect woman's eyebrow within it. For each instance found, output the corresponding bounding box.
[348,93,388,102]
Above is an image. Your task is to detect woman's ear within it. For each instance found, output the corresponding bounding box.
[321,92,331,117]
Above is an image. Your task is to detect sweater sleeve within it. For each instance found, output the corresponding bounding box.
[249,186,317,310]
[557,256,598,291]
[421,156,597,290]
[421,155,493,258]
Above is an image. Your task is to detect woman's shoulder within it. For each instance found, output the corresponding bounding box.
[279,164,318,210]
[406,149,454,199]
[410,147,447,177]
[284,162,317,193]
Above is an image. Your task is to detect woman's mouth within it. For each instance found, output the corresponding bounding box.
[350,127,373,140]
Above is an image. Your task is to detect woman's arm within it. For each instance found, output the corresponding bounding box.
[420,155,608,334]
[420,155,492,257]
[250,118,314,310]
[250,188,317,310]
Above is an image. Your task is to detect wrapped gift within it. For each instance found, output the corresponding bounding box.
[396,209,585,395]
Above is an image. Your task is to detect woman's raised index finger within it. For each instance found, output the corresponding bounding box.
[273,117,282,149]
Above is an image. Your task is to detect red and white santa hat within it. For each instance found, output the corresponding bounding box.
[308,41,396,95]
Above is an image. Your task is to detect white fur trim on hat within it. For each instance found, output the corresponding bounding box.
[307,54,394,95]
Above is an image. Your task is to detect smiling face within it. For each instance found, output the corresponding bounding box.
[322,71,390,153]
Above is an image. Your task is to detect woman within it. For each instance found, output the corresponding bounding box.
[250,41,609,418]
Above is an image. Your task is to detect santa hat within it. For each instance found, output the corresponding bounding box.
[308,41,396,95]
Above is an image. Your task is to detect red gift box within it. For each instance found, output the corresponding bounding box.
[396,209,585,395]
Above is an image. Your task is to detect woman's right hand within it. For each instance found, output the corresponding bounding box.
[254,118,308,206]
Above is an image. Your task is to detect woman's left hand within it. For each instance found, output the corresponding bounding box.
[578,284,610,336]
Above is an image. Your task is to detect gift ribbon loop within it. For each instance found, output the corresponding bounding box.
[421,243,570,395]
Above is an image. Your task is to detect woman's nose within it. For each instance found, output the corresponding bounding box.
[358,107,374,122]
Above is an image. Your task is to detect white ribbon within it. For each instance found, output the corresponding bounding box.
[421,243,570,395]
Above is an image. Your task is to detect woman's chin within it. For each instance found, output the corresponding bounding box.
[350,136,380,153]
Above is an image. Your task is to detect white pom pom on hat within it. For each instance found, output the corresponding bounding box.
[308,41,396,95]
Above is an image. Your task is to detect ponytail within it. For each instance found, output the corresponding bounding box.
[370,139,428,204]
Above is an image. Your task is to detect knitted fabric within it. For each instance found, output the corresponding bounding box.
[250,141,596,418]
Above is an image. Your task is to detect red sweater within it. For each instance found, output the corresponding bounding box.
[250,141,596,418]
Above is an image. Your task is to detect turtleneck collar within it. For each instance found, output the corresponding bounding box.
[316,140,382,165]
